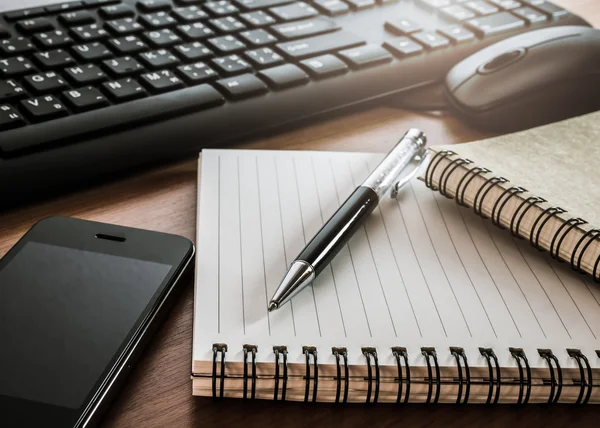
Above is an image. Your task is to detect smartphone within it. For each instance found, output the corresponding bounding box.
[0,217,194,428]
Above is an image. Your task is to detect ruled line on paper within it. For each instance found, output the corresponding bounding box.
[237,157,246,335]
[256,157,271,335]
[329,158,372,337]
[217,156,221,334]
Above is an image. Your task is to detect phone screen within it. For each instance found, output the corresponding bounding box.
[0,241,172,410]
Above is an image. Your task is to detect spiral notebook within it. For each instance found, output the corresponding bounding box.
[192,115,600,405]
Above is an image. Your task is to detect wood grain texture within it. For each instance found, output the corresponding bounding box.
[1,1,599,426]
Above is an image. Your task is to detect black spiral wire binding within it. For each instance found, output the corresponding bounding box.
[509,348,532,405]
[510,196,547,238]
[529,207,567,250]
[425,150,455,190]
[567,349,593,405]
[491,186,527,228]
[212,343,227,400]
[594,253,600,282]
[597,350,600,358]
[538,349,563,404]
[243,344,258,400]
[479,348,501,404]
[473,176,509,218]
[438,157,472,198]
[571,229,600,272]
[450,346,470,404]
[392,347,411,404]
[273,346,288,401]
[456,167,491,207]
[421,347,441,404]
[362,347,380,404]
[332,347,349,404]
[303,346,318,403]
[550,218,587,260]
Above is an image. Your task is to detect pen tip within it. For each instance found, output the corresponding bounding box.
[268,302,278,312]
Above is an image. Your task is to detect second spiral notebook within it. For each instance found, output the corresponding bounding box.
[193,139,600,404]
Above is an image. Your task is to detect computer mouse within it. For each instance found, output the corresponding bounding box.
[445,26,600,132]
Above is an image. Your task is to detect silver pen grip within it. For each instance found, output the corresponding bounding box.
[362,128,427,198]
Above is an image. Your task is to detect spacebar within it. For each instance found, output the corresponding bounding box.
[276,30,365,59]
[0,84,225,156]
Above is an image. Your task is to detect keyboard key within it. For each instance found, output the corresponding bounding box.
[383,37,423,57]
[34,49,76,70]
[0,104,26,131]
[258,63,309,89]
[0,25,10,39]
[0,57,34,77]
[416,0,451,9]
[24,71,68,93]
[17,18,54,34]
[234,0,292,11]
[4,7,45,21]
[0,37,35,55]
[245,47,284,67]
[137,0,172,12]
[300,54,347,78]
[174,41,213,60]
[437,25,476,43]
[71,24,109,41]
[102,77,147,101]
[204,0,239,16]
[0,80,27,101]
[338,44,392,68]
[346,0,376,10]
[488,0,522,9]
[277,30,365,60]
[85,0,121,5]
[177,22,215,39]
[270,3,319,21]
[140,49,180,68]
[140,69,184,93]
[20,95,68,122]
[139,11,178,28]
[384,18,422,35]
[313,0,349,16]
[64,64,106,84]
[207,35,246,53]
[100,4,136,19]
[63,86,110,112]
[177,62,218,83]
[523,0,568,18]
[172,6,209,22]
[211,54,252,75]
[143,28,181,46]
[239,11,277,27]
[512,6,547,23]
[412,31,450,49]
[239,29,277,46]
[34,31,73,48]
[464,1,499,15]
[103,56,145,76]
[106,18,145,35]
[210,16,247,33]
[466,11,525,36]
[45,2,84,13]
[109,35,148,53]
[216,74,268,99]
[271,17,339,40]
[439,5,476,21]
[72,42,112,61]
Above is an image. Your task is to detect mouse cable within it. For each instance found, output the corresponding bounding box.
[395,84,450,112]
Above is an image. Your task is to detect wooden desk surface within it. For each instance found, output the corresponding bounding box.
[2,1,600,426]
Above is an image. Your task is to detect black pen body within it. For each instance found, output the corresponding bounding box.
[297,186,379,275]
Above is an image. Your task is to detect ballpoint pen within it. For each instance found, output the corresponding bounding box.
[268,128,427,312]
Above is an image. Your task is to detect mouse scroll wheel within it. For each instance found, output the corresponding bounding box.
[479,48,526,74]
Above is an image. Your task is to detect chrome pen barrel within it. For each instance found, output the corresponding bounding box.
[362,128,427,199]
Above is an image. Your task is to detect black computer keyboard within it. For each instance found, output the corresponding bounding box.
[0,0,588,205]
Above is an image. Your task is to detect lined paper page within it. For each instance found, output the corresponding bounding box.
[193,150,600,369]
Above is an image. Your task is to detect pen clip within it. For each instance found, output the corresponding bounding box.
[390,150,430,199]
